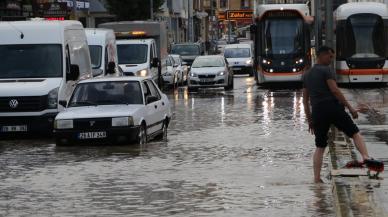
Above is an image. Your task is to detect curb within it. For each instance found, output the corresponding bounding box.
[328,128,388,217]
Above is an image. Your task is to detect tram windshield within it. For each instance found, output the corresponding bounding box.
[262,17,304,56]
[339,14,386,59]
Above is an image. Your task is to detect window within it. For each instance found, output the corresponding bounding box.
[146,80,161,100]
[69,81,143,106]
[117,44,148,64]
[88,45,102,69]
[220,0,227,8]
[241,0,250,9]
[0,44,62,79]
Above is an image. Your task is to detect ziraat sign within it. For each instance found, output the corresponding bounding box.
[226,10,253,20]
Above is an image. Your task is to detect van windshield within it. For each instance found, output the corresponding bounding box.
[224,48,251,58]
[117,44,148,64]
[171,45,200,56]
[0,44,62,79]
[89,45,102,69]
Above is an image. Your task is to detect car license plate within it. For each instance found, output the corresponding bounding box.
[78,132,107,139]
[233,67,241,70]
[1,125,28,132]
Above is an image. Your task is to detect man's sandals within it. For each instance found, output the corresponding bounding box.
[345,158,384,179]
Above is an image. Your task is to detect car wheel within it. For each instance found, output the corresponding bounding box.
[156,119,168,141]
[249,69,254,77]
[137,124,147,145]
[55,138,69,146]
[188,86,198,92]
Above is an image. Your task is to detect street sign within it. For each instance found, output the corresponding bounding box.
[226,10,253,20]
[218,11,226,21]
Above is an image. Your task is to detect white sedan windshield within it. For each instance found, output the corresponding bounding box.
[69,81,143,106]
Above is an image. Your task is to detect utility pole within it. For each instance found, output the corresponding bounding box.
[150,0,153,20]
[314,0,322,49]
[324,0,333,48]
[72,0,77,20]
[228,0,231,44]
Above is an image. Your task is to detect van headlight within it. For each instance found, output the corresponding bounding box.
[112,117,134,127]
[54,119,73,129]
[48,87,59,109]
[246,59,253,65]
[136,69,148,77]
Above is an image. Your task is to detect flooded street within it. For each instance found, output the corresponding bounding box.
[8,77,387,216]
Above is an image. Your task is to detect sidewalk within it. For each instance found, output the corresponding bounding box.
[329,128,388,217]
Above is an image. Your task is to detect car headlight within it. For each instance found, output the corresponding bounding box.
[54,119,73,129]
[48,87,59,109]
[112,117,134,127]
[217,71,225,76]
[136,69,148,77]
[190,72,197,77]
[246,59,253,64]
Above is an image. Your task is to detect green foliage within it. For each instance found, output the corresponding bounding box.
[106,0,165,21]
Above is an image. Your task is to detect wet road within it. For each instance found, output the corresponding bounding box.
[2,76,368,217]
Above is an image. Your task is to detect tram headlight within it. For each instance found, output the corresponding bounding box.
[295,58,304,64]
[262,58,271,65]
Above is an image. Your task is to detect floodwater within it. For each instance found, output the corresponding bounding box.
[0,77,338,216]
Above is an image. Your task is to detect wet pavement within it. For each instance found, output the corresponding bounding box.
[3,76,388,216]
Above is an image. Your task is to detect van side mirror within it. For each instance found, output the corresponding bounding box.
[151,58,159,68]
[106,61,116,75]
[59,100,67,107]
[146,95,158,104]
[68,64,80,81]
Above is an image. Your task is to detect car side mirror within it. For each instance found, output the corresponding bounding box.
[151,58,159,68]
[146,95,158,104]
[59,100,67,107]
[106,61,116,75]
[68,64,80,81]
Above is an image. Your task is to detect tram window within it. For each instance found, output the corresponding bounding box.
[339,14,385,59]
[262,18,304,55]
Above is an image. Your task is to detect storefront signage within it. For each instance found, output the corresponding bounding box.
[218,12,226,21]
[226,10,253,20]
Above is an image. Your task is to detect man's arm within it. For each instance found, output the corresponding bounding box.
[326,79,358,118]
[303,88,313,134]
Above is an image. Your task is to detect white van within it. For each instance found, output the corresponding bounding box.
[223,43,254,77]
[0,21,92,136]
[85,28,121,77]
[116,39,160,79]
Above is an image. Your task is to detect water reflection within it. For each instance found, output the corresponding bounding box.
[0,78,337,217]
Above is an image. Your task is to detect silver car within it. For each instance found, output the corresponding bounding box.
[188,55,233,91]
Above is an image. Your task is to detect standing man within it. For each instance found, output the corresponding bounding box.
[303,46,370,183]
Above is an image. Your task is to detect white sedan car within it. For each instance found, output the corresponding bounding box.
[54,77,171,145]
[170,54,188,86]
[163,55,179,88]
[188,55,233,92]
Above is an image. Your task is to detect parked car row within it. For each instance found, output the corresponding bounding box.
[0,20,171,145]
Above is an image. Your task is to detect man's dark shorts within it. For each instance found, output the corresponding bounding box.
[312,100,359,148]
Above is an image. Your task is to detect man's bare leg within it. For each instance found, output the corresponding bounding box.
[313,147,326,183]
[352,132,369,161]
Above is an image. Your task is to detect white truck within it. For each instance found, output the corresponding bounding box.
[98,21,168,87]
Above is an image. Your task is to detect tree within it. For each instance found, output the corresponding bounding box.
[106,0,165,21]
